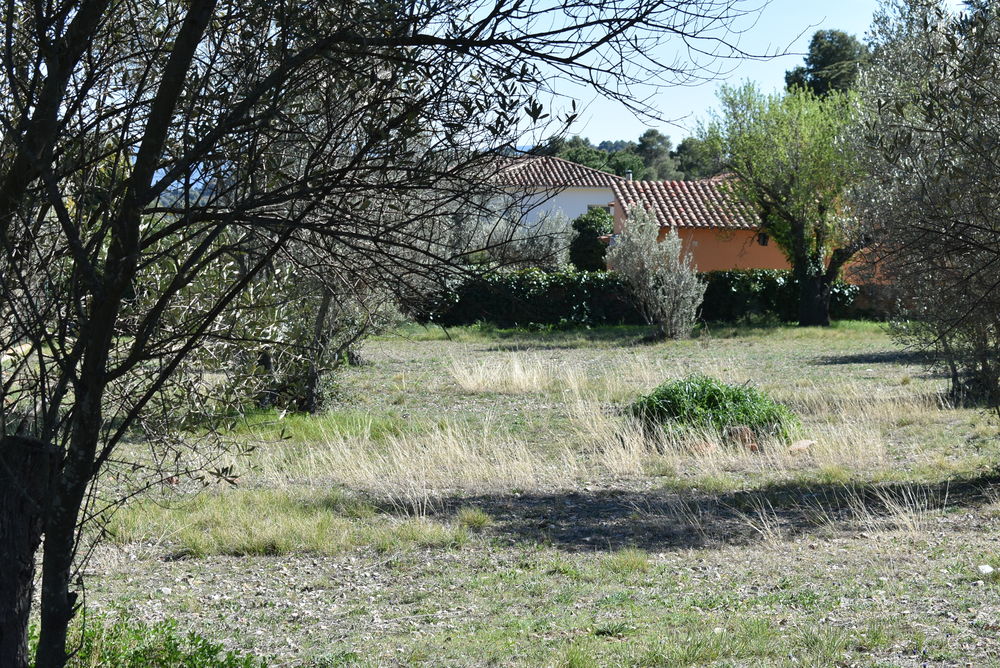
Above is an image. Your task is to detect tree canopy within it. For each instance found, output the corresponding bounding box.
[704,83,864,326]
[855,0,1000,404]
[541,130,698,180]
[569,208,614,271]
[672,136,724,180]
[785,29,871,95]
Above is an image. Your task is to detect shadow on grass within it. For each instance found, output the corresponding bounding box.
[427,470,1000,553]
[814,349,934,366]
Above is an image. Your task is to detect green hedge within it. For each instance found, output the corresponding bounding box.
[413,268,865,328]
[700,270,861,322]
[415,268,643,328]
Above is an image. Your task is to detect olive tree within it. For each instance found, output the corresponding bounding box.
[0,0,768,665]
[704,83,865,326]
[855,0,1000,405]
[607,205,705,338]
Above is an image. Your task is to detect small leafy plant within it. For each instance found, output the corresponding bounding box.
[627,374,797,441]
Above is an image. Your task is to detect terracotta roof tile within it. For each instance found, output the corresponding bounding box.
[497,155,624,188]
[612,178,758,230]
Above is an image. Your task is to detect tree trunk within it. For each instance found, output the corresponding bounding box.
[0,436,57,668]
[301,289,334,414]
[798,274,831,327]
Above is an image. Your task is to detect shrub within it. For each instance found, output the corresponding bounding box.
[627,374,797,441]
[413,267,643,328]
[701,270,861,323]
[606,205,705,338]
[410,268,868,329]
[569,208,613,271]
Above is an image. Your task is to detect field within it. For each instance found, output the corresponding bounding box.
[84,322,1000,666]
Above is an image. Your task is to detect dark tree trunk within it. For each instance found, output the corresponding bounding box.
[0,436,57,668]
[254,349,278,408]
[301,289,334,414]
[798,274,831,327]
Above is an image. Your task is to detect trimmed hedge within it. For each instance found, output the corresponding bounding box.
[701,270,860,322]
[413,268,864,328]
[416,268,643,328]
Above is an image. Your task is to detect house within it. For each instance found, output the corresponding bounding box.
[496,155,621,225]
[610,177,790,272]
[498,155,791,273]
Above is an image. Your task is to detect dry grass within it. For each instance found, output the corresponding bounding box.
[449,352,922,482]
[109,487,470,556]
[253,419,583,513]
[126,335,962,560]
[448,353,556,394]
[448,350,685,401]
[770,379,944,421]
[568,393,890,485]
[850,483,949,536]
[91,324,1000,666]
[251,349,926,509]
[730,494,786,545]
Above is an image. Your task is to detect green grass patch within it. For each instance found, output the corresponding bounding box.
[602,547,651,575]
[455,506,493,531]
[30,617,264,667]
[628,374,798,441]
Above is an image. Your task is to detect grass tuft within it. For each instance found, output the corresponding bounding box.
[627,374,798,442]
[603,547,651,575]
[455,506,493,531]
[30,617,264,668]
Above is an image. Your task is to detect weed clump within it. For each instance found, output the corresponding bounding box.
[628,374,797,441]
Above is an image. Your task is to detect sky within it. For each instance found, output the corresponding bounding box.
[570,0,965,145]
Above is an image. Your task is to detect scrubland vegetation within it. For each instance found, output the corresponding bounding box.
[7,0,1000,665]
[73,321,1000,666]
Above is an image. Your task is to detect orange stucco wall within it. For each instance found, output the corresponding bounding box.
[611,207,790,272]
[672,228,790,272]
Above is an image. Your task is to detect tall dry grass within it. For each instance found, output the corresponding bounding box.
[568,392,889,479]
[448,351,705,401]
[448,350,941,485]
[254,419,583,513]
[110,339,962,558]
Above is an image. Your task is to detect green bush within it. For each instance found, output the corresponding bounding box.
[410,268,871,329]
[569,208,613,271]
[627,374,798,441]
[414,267,643,328]
[30,617,265,667]
[701,270,862,322]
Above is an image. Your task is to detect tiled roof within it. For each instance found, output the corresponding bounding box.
[497,155,624,188]
[612,178,758,230]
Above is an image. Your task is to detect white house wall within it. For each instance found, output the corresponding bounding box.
[518,187,615,225]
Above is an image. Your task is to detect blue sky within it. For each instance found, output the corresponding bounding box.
[569,0,964,145]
